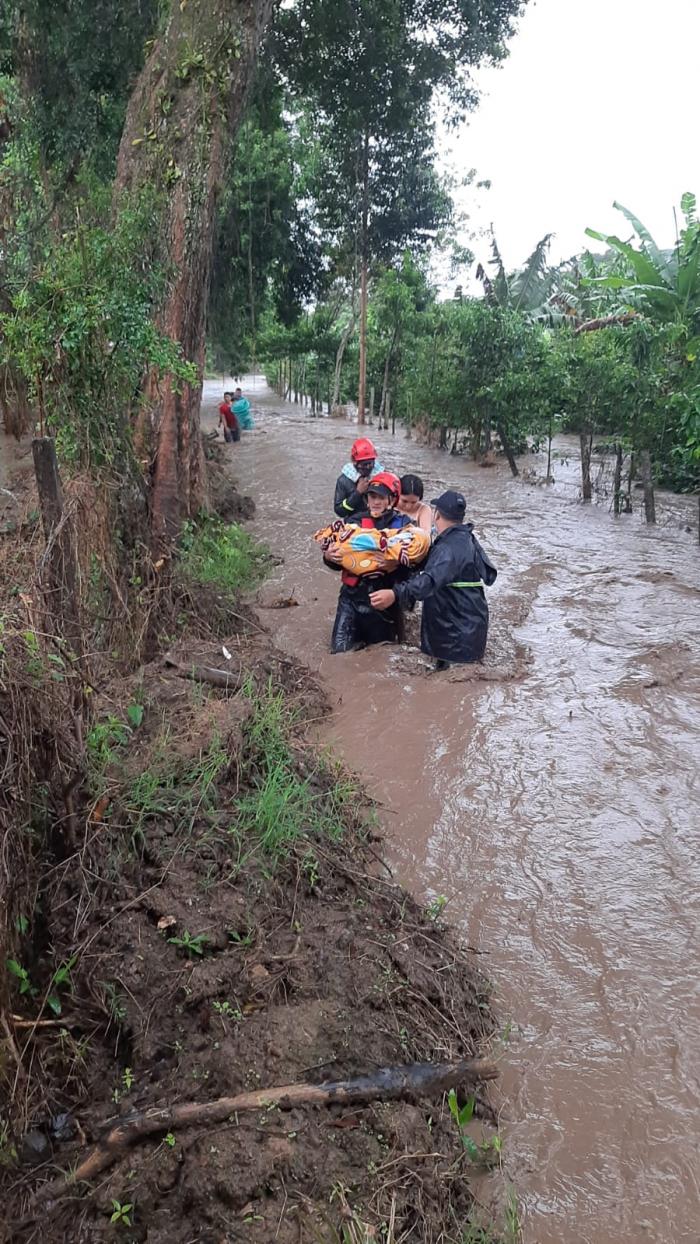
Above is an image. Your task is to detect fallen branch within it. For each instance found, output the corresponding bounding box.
[163,656,242,691]
[575,312,636,334]
[29,1059,496,1208]
[10,1014,80,1030]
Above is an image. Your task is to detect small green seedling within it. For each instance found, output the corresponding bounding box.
[449,1088,503,1165]
[302,849,320,888]
[109,1199,133,1226]
[167,930,208,957]
[448,1087,475,1130]
[47,956,76,1016]
[102,980,127,1024]
[212,1000,242,1021]
[426,894,448,921]
[112,1067,135,1104]
[164,1132,176,1148]
[6,958,37,999]
[505,1186,521,1241]
[448,1087,478,1158]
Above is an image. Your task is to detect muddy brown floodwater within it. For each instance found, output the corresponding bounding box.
[202,376,700,1244]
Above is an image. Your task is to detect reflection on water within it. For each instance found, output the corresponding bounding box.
[203,377,700,1244]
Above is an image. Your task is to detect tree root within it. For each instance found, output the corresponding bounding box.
[28,1058,497,1211]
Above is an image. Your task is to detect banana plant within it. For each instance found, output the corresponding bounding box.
[585,195,700,354]
[476,230,554,316]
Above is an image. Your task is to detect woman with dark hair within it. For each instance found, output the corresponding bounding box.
[397,473,432,533]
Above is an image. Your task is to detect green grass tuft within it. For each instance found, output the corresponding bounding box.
[234,680,358,860]
[179,515,269,595]
[126,734,229,836]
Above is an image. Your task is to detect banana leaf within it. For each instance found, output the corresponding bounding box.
[681,192,697,224]
[585,228,665,291]
[676,241,700,307]
[612,201,674,282]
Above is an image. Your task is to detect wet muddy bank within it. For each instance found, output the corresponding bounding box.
[213,375,700,1244]
[2,450,499,1244]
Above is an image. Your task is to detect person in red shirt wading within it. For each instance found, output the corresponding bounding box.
[218,391,240,444]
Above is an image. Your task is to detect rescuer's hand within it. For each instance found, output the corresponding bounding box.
[369,589,396,610]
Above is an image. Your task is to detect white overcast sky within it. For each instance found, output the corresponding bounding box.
[441,0,700,281]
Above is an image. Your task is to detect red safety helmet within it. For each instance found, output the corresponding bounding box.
[351,437,377,463]
[368,471,401,499]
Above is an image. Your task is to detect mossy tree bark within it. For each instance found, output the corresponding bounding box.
[115,0,273,545]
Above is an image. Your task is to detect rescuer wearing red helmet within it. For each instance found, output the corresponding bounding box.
[325,471,414,653]
[333,437,384,521]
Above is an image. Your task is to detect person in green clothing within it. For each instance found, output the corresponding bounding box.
[232,387,254,429]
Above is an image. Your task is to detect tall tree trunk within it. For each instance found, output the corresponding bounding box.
[580,431,593,501]
[497,422,519,477]
[357,128,370,425]
[613,442,623,515]
[482,412,491,455]
[546,414,553,482]
[247,150,256,343]
[32,438,83,664]
[115,0,273,545]
[639,449,656,524]
[627,451,635,510]
[378,325,399,427]
[332,308,356,410]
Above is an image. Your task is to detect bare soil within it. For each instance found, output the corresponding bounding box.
[1,449,497,1244]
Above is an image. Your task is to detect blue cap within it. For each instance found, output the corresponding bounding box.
[431,490,466,521]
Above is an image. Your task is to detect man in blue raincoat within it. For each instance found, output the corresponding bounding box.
[370,490,497,668]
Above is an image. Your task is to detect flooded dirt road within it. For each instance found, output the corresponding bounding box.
[203,377,700,1244]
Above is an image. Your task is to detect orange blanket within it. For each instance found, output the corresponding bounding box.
[314,520,430,576]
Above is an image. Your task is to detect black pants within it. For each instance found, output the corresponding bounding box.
[331,585,403,654]
[224,425,240,443]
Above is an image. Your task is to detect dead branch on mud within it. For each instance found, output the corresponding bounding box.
[163,655,243,690]
[27,1059,497,1210]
